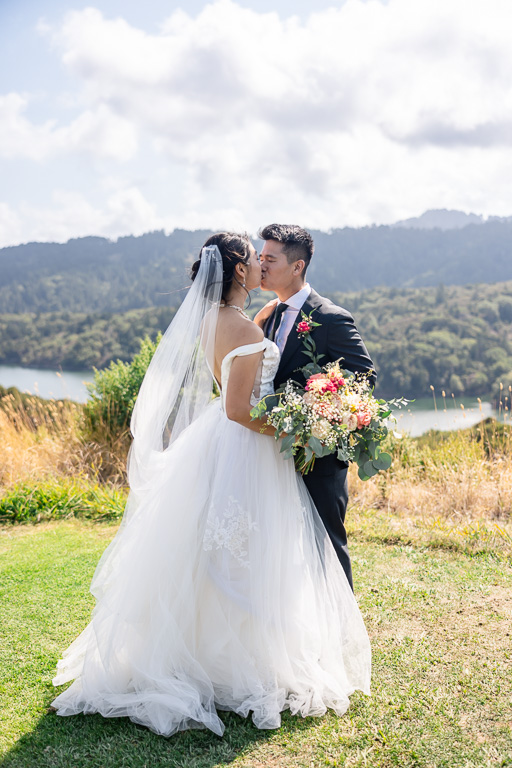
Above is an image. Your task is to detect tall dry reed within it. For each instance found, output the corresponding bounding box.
[0,393,128,488]
[349,419,512,525]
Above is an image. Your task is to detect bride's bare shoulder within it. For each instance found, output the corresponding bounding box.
[216,310,264,356]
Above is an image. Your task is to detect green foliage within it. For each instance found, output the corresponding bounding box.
[414,416,512,459]
[332,280,512,399]
[0,479,126,523]
[0,230,212,315]
[83,334,160,441]
[0,307,175,369]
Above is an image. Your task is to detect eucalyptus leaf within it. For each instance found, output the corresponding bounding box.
[363,460,379,478]
[308,436,324,454]
[358,465,370,481]
[280,433,296,453]
[374,452,392,470]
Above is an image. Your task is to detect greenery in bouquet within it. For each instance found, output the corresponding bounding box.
[251,310,408,478]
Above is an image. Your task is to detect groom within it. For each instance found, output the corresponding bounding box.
[257,223,375,589]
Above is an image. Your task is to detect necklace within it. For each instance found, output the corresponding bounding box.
[219,303,250,320]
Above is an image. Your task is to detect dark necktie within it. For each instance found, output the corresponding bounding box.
[269,302,288,342]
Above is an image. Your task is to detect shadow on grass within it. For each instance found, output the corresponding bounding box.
[0,703,306,768]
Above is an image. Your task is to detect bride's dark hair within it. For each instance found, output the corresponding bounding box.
[191,232,252,302]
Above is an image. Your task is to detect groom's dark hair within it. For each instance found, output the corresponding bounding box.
[258,224,314,274]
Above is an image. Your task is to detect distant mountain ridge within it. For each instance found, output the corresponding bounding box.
[1,217,512,314]
[392,208,512,230]
[392,209,485,230]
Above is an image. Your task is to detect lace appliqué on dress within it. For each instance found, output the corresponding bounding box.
[250,341,280,406]
[203,495,259,568]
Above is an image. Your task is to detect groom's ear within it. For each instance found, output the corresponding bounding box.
[293,259,306,277]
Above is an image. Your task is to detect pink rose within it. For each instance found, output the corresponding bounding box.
[328,374,345,389]
[297,321,311,334]
[356,410,372,429]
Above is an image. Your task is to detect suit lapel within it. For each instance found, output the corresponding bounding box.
[276,289,323,380]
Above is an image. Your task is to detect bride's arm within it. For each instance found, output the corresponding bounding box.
[225,345,277,437]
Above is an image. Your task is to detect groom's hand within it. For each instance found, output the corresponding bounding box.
[254,298,279,329]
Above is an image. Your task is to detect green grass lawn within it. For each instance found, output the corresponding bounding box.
[1,520,511,768]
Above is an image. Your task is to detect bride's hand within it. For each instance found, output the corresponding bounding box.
[253,298,279,328]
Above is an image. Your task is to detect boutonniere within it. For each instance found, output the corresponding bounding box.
[297,310,324,375]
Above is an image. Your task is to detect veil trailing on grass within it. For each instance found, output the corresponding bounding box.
[127,245,223,494]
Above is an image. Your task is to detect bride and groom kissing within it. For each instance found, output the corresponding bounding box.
[51,224,376,737]
[255,224,375,590]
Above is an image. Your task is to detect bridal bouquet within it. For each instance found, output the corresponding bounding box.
[250,313,407,478]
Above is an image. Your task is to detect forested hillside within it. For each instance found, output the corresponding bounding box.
[2,282,511,400]
[1,220,512,314]
[332,281,512,399]
[0,230,210,314]
[0,308,175,369]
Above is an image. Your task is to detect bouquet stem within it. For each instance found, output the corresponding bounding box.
[295,448,316,475]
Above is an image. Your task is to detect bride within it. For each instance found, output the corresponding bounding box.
[51,232,371,737]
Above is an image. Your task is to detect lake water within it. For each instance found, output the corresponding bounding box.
[0,365,93,403]
[390,397,498,438]
[0,366,505,437]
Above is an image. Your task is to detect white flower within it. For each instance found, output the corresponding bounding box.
[343,393,361,408]
[346,414,358,431]
[311,418,332,441]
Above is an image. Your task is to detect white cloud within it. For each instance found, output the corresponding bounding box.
[0,202,23,248]
[2,0,512,245]
[0,93,137,162]
[0,186,164,248]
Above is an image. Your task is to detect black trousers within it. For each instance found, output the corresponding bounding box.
[302,460,353,590]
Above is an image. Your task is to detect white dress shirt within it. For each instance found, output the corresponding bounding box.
[274,283,312,354]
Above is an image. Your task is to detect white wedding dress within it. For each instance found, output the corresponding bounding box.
[52,337,371,736]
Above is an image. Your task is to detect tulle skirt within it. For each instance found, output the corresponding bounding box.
[52,398,371,736]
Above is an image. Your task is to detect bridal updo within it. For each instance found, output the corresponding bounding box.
[191,232,253,301]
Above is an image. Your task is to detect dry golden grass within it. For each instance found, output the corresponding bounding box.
[2,391,512,556]
[350,426,512,521]
[0,394,128,488]
[348,422,512,555]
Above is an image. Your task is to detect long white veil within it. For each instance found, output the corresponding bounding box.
[127,245,223,494]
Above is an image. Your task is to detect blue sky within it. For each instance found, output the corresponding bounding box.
[0,0,510,246]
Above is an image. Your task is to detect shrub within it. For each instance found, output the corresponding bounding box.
[0,478,126,523]
[83,334,160,445]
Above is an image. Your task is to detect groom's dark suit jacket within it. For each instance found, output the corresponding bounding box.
[265,288,375,588]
